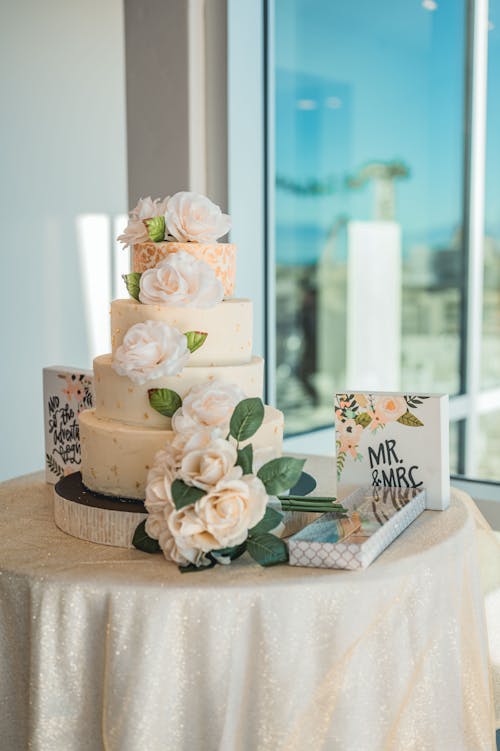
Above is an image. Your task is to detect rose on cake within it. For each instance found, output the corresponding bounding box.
[112,320,190,385]
[172,379,246,434]
[118,196,169,248]
[138,250,223,308]
[164,191,231,243]
[179,432,239,490]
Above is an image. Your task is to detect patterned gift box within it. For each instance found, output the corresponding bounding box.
[287,485,426,570]
[43,366,94,483]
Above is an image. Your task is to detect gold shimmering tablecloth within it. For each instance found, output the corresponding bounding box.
[1,458,499,751]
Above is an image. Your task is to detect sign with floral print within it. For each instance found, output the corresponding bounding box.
[43,366,94,483]
[335,392,449,511]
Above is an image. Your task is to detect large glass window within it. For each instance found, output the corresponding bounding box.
[273,0,466,434]
[271,0,500,483]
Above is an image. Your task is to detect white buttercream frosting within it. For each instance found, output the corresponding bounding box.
[111,320,190,385]
[164,192,231,243]
[117,196,169,248]
[138,250,223,308]
[172,379,246,434]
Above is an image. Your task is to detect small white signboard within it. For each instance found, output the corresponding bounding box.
[43,366,94,483]
[335,392,449,511]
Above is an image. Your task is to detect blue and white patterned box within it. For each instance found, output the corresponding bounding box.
[287,486,426,570]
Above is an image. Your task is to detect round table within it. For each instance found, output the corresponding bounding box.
[0,457,498,751]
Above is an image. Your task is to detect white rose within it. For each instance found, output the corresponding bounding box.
[167,505,217,561]
[194,474,268,549]
[131,196,169,221]
[144,462,212,566]
[117,195,169,248]
[172,380,246,434]
[144,465,176,514]
[145,511,166,539]
[164,191,231,243]
[112,320,190,385]
[179,435,240,491]
[148,508,210,567]
[159,525,206,566]
[139,250,223,308]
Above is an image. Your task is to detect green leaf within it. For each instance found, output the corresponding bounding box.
[145,215,166,242]
[132,520,161,553]
[236,444,253,474]
[249,506,283,536]
[179,559,217,573]
[211,542,247,561]
[122,272,142,301]
[336,441,346,481]
[355,412,372,428]
[171,479,205,510]
[184,331,208,353]
[229,398,265,442]
[247,533,289,567]
[148,388,182,417]
[397,410,424,427]
[257,456,305,495]
[288,470,317,497]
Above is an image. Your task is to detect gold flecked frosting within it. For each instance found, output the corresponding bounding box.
[132,241,237,296]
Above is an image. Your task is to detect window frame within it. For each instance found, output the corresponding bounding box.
[227,0,500,490]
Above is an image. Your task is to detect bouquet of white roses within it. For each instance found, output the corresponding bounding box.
[132,390,342,571]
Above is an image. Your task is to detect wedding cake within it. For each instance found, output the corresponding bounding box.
[78,192,284,501]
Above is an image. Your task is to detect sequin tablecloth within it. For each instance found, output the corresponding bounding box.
[1,457,500,751]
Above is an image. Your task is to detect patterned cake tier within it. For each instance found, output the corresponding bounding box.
[132,241,237,296]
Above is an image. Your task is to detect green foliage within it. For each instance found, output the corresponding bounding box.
[184,331,208,353]
[132,520,161,553]
[229,398,265,442]
[148,388,182,417]
[236,444,253,474]
[247,533,289,567]
[179,559,217,573]
[355,412,372,428]
[397,411,424,427]
[122,272,142,301]
[171,480,205,510]
[145,215,166,242]
[257,456,305,495]
[288,470,317,497]
[211,543,247,561]
[249,506,283,536]
[336,441,346,481]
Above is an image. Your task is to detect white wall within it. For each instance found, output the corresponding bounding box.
[0,0,127,480]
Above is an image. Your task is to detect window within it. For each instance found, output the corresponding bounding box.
[264,0,500,482]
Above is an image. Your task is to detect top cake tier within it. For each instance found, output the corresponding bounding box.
[132,241,237,296]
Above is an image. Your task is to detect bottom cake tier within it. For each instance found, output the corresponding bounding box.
[79,406,285,499]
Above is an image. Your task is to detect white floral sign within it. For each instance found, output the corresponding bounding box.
[43,366,94,483]
[335,392,449,511]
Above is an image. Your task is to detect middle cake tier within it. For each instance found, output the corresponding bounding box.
[111,298,253,366]
[94,354,264,428]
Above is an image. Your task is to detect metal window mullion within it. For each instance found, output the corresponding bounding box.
[464,0,489,476]
[264,0,276,405]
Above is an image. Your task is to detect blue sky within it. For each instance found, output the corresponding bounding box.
[273,0,489,265]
